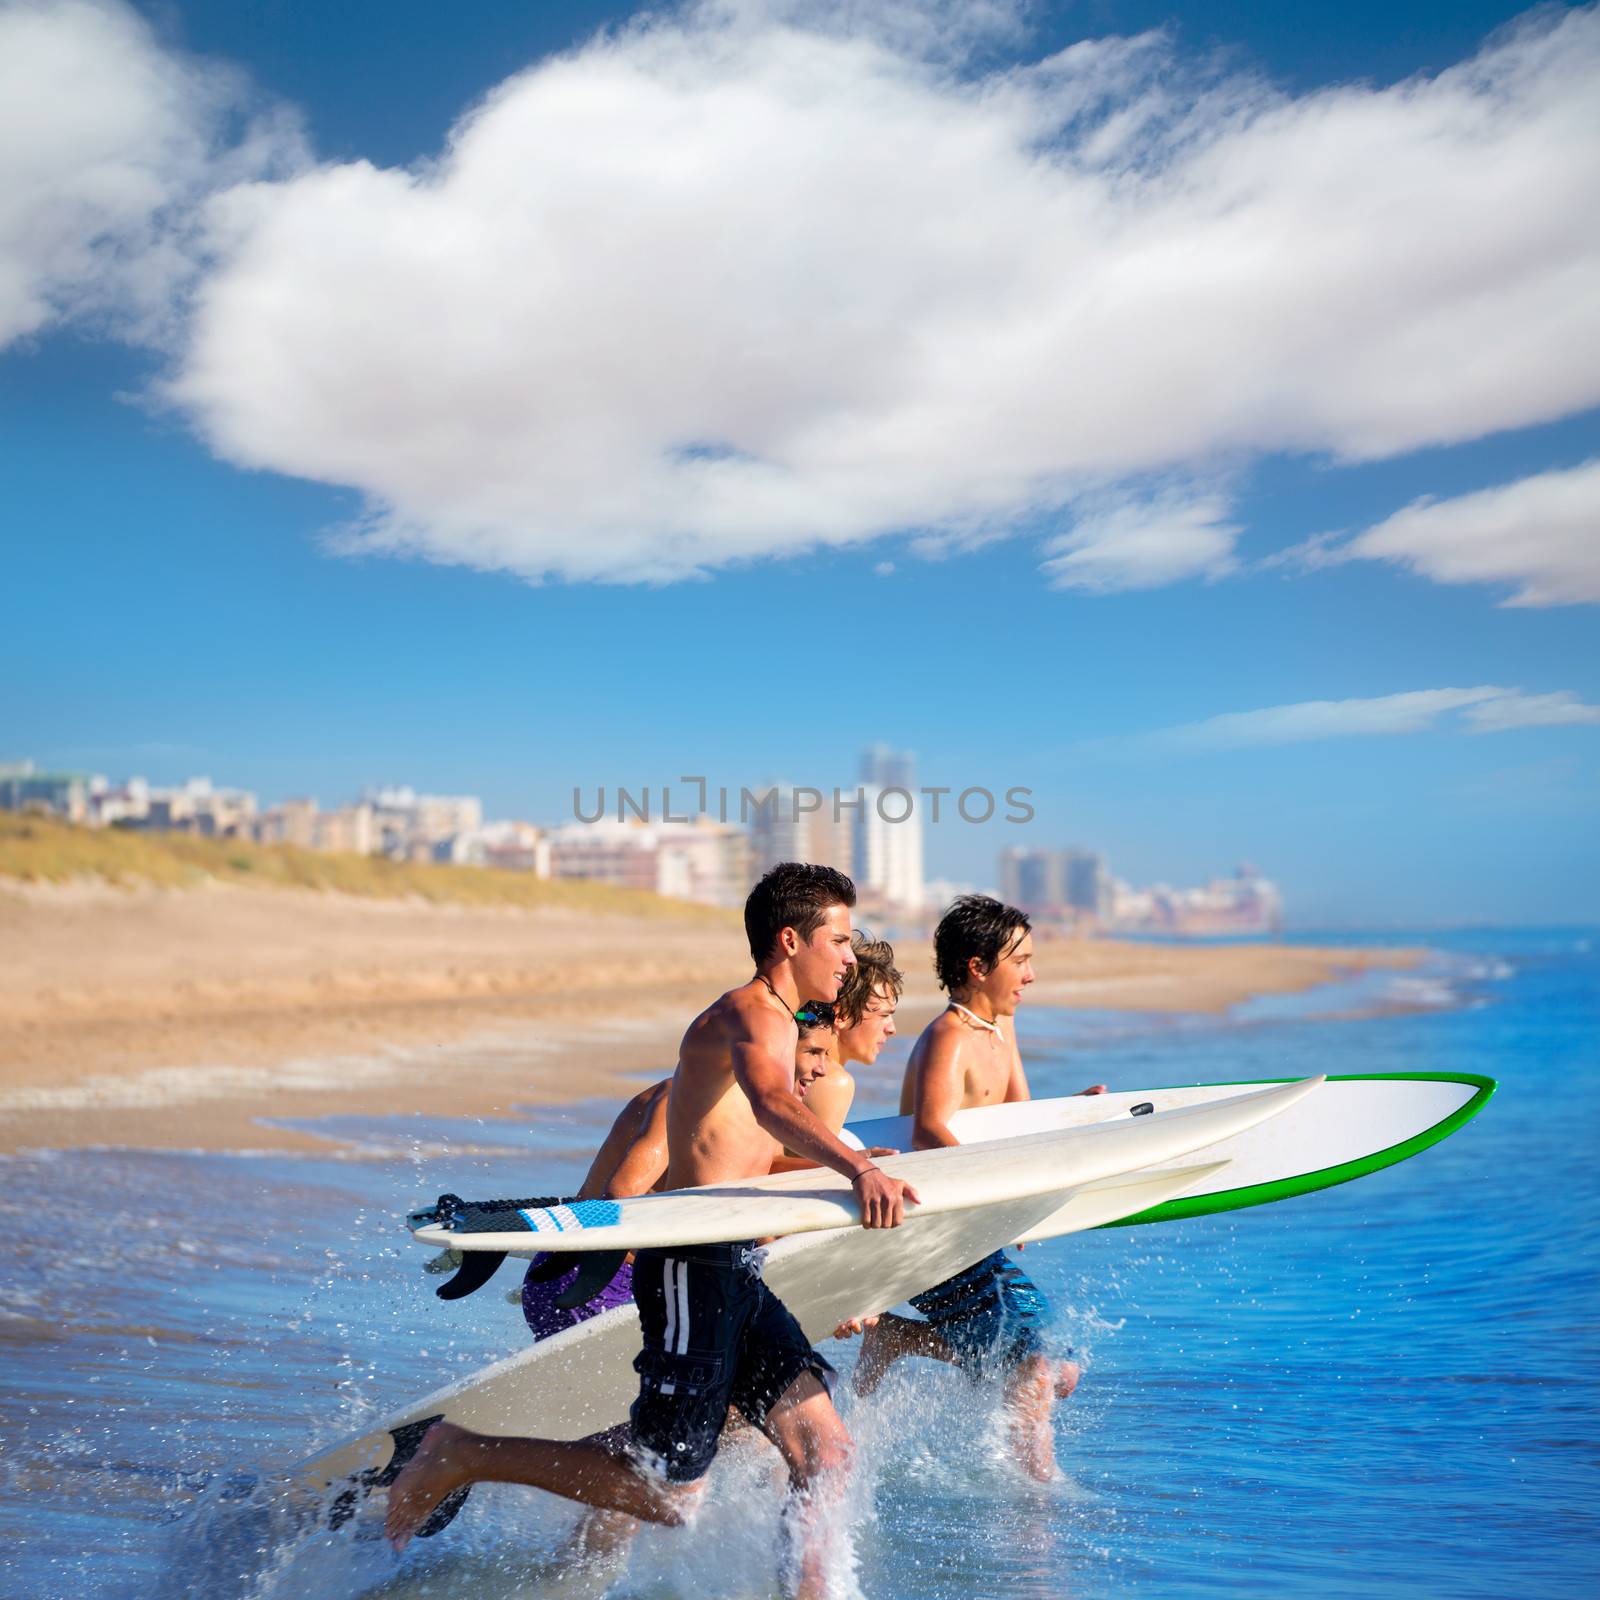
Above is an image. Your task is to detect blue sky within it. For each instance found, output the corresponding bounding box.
[3,0,1597,925]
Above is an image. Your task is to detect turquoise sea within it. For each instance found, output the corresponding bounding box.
[1,928,1596,1599]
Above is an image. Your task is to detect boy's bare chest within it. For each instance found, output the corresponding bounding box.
[961,1040,1012,1106]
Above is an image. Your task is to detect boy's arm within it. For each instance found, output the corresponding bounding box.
[910,1031,966,1149]
[602,1084,671,1198]
[576,1082,667,1199]
[733,1009,918,1228]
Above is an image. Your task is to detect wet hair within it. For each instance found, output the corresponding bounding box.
[834,931,904,1027]
[745,862,856,963]
[794,999,837,1036]
[934,894,1031,996]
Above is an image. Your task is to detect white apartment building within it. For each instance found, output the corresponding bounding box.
[854,783,925,911]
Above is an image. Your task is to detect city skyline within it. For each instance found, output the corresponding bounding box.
[4,1,1597,929]
[3,750,1296,930]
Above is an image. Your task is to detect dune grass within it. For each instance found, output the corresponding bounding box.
[0,811,731,920]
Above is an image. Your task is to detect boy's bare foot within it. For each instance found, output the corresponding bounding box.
[852,1323,895,1397]
[385,1421,471,1551]
[1054,1359,1082,1399]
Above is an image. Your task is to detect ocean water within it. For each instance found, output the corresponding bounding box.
[1,929,1596,1599]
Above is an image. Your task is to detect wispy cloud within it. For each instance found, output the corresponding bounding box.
[1114,686,1600,754]
[1461,689,1600,733]
[1270,458,1600,606]
[1342,459,1600,608]
[1040,488,1239,593]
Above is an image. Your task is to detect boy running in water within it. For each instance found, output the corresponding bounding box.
[386,865,915,1599]
[530,1003,853,1569]
[527,996,856,1337]
[852,896,1097,1481]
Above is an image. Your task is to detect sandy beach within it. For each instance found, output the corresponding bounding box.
[0,880,1423,1156]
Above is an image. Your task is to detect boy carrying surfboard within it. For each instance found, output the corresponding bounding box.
[384,864,916,1599]
[852,894,1095,1480]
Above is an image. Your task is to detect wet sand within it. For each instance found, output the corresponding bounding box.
[0,881,1422,1155]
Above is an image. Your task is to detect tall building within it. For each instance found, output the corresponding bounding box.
[1000,847,1066,912]
[806,807,854,879]
[745,783,813,878]
[852,747,924,908]
[1000,846,1111,922]
[860,744,917,791]
[1064,849,1112,921]
[854,783,925,910]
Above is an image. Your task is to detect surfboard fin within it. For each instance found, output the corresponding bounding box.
[551,1249,628,1310]
[434,1248,507,1301]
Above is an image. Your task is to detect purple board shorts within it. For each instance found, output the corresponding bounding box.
[521,1252,636,1341]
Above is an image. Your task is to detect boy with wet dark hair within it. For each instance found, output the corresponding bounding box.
[852,895,1099,1481]
[932,893,1031,998]
[745,862,857,962]
[387,862,916,1599]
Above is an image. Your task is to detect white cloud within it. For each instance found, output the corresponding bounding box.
[0,0,303,350]
[5,2,1599,584]
[1461,689,1600,733]
[1141,686,1600,752]
[162,2,1600,583]
[1341,458,1600,607]
[1041,489,1239,592]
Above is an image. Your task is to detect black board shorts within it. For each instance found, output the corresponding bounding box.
[629,1243,836,1483]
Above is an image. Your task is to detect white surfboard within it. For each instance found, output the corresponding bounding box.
[845,1071,1494,1237]
[409,1076,1323,1257]
[299,1155,1227,1500]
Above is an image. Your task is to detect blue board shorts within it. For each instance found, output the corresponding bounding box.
[909,1249,1050,1378]
[628,1242,836,1483]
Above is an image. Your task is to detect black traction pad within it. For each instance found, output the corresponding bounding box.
[326,1415,471,1539]
[408,1191,569,1235]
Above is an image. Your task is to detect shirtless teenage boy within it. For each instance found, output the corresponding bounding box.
[852,895,1094,1481]
[529,994,861,1336]
[540,1006,854,1570]
[386,864,917,1597]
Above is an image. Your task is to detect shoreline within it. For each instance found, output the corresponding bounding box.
[0,880,1426,1157]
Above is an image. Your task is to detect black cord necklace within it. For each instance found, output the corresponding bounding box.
[756,972,793,1017]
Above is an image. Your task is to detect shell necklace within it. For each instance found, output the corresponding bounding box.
[948,1001,1004,1040]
